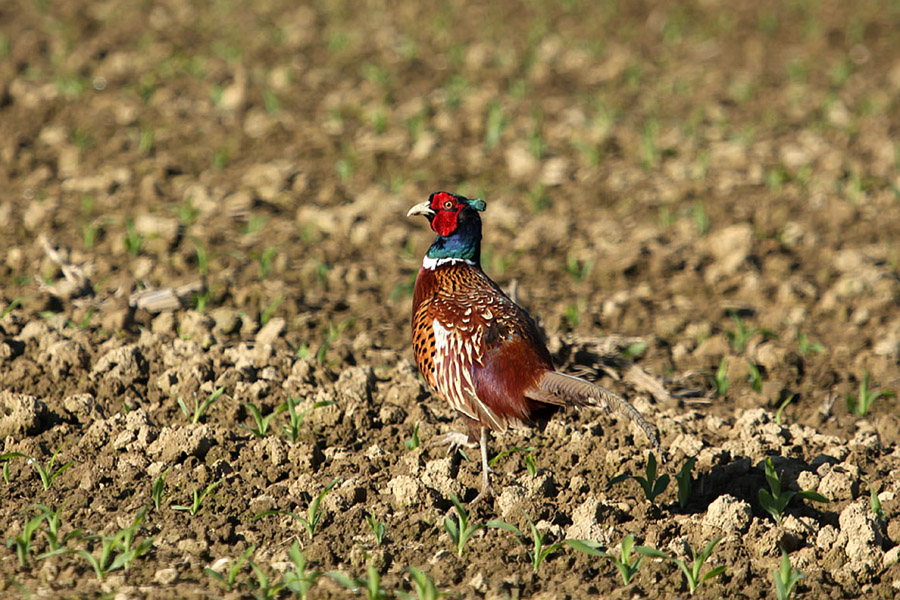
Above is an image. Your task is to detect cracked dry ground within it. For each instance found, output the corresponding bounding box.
[1,0,900,598]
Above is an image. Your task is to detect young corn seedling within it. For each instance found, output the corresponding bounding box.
[281,397,332,443]
[178,386,224,424]
[151,466,171,510]
[725,310,753,352]
[240,401,284,438]
[486,512,563,574]
[714,357,729,397]
[249,560,284,599]
[774,549,804,600]
[404,423,420,450]
[254,477,340,539]
[399,566,446,600]
[845,371,894,417]
[1,451,26,484]
[284,541,321,600]
[489,446,537,476]
[173,479,221,516]
[675,458,695,509]
[63,507,154,580]
[567,534,661,584]
[747,360,763,392]
[864,478,884,521]
[328,563,388,600]
[608,452,670,504]
[205,545,255,591]
[34,503,83,552]
[6,512,47,566]
[660,537,726,595]
[796,331,824,356]
[758,458,828,524]
[443,493,486,557]
[28,446,74,491]
[775,395,796,426]
[365,513,386,547]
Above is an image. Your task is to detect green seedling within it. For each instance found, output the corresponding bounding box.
[796,331,824,356]
[564,253,594,283]
[758,458,828,524]
[846,371,894,417]
[260,293,283,326]
[55,507,153,580]
[258,246,278,278]
[675,458,695,509]
[443,493,486,557]
[29,446,74,490]
[249,560,284,599]
[1,452,26,483]
[714,357,729,397]
[774,549,804,600]
[484,101,506,150]
[622,341,648,360]
[661,537,727,595]
[151,466,171,510]
[693,200,710,235]
[192,237,209,275]
[400,566,446,600]
[178,386,225,424]
[725,310,753,353]
[486,512,563,574]
[1,297,23,318]
[6,512,46,566]
[254,477,340,539]
[405,423,420,450]
[315,317,353,363]
[489,445,537,477]
[281,397,332,443]
[240,401,285,438]
[328,563,388,600]
[365,513,386,547]
[124,220,144,257]
[864,478,884,521]
[567,534,661,584]
[205,545,255,591]
[172,479,221,516]
[608,452,670,504]
[747,360,763,392]
[775,395,796,426]
[284,541,321,600]
[34,503,83,552]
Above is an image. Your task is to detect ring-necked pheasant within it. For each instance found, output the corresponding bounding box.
[408,191,661,503]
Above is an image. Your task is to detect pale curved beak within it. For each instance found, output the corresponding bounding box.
[406,201,435,218]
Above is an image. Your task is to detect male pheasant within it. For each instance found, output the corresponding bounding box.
[408,191,661,503]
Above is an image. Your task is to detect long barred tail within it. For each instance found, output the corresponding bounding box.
[528,371,662,458]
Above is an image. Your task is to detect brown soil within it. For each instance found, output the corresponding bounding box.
[1,0,899,598]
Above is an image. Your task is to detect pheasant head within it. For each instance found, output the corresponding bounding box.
[407,191,486,267]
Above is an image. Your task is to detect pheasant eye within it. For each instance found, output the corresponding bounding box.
[443,200,454,210]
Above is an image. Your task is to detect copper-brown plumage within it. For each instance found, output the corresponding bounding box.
[408,191,661,502]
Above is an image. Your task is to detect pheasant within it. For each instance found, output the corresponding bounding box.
[408,191,661,503]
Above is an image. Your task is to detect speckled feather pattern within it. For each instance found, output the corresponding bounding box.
[412,261,557,432]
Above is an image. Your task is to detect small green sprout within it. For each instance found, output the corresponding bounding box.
[254,477,340,539]
[486,512,563,574]
[675,458,696,509]
[178,386,224,424]
[400,566,446,600]
[328,563,388,600]
[608,452,670,504]
[661,537,727,594]
[124,220,144,257]
[567,534,661,584]
[240,401,284,438]
[56,506,153,580]
[864,478,884,521]
[281,396,332,443]
[747,360,763,392]
[774,549,804,600]
[6,512,46,566]
[775,395,796,426]
[0,452,26,484]
[249,560,284,599]
[404,423,420,450]
[29,446,74,491]
[1,297,23,318]
[845,371,894,417]
[758,458,829,524]
[260,293,283,326]
[172,479,221,516]
[205,545,254,591]
[714,357,729,397]
[489,446,536,475]
[284,541,321,600]
[365,513,386,547]
[796,331,824,356]
[443,493,485,557]
[725,310,752,353]
[34,503,83,552]
[693,199,710,235]
[151,466,171,510]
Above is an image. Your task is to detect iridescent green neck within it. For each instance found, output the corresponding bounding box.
[425,215,481,265]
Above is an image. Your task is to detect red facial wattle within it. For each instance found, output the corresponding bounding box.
[430,192,462,237]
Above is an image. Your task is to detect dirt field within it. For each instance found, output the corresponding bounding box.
[1,0,899,597]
